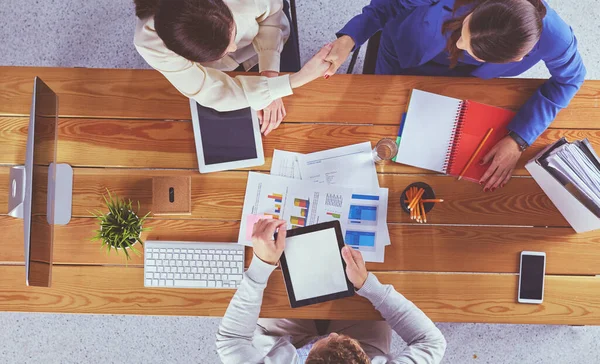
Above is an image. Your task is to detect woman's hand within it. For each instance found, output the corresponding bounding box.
[479,136,523,191]
[289,43,334,89]
[251,219,287,265]
[258,71,286,136]
[324,35,356,77]
[341,246,368,290]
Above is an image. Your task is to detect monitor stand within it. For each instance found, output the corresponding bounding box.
[8,163,73,224]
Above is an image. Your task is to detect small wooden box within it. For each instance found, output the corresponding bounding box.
[152,176,192,215]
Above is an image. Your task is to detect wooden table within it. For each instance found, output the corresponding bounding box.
[1,66,599,325]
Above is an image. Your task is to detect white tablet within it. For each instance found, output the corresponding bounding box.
[279,221,354,308]
[189,99,265,173]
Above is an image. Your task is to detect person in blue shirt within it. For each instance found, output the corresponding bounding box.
[324,0,586,191]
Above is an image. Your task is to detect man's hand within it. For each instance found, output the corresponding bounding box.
[479,136,523,191]
[251,219,287,265]
[341,246,368,289]
[258,71,286,136]
[324,35,355,78]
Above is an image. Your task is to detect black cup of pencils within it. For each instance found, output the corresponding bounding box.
[400,182,443,223]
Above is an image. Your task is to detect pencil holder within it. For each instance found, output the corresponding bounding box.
[400,182,436,214]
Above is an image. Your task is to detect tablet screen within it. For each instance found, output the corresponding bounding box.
[284,228,348,300]
[195,104,258,165]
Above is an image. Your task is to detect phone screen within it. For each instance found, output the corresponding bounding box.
[520,254,545,300]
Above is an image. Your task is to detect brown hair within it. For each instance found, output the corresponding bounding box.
[442,0,547,67]
[306,335,370,364]
[134,0,234,63]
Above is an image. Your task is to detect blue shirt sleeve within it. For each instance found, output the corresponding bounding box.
[508,31,586,145]
[337,0,436,48]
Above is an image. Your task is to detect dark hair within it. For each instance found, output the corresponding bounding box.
[442,0,547,67]
[306,335,370,364]
[134,0,234,63]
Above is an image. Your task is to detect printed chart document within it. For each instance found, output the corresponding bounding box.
[239,172,386,262]
[298,142,379,189]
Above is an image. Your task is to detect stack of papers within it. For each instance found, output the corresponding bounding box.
[541,138,600,216]
[238,142,391,263]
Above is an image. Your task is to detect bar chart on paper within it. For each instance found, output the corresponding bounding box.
[291,198,310,228]
[266,193,284,219]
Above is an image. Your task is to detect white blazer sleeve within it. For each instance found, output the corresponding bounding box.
[252,0,291,73]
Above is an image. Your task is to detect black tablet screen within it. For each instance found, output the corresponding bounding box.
[195,103,258,165]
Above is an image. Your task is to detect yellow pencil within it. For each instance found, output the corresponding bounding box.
[408,189,425,211]
[420,200,427,223]
[458,128,494,181]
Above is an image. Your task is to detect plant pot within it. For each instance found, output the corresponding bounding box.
[99,211,143,250]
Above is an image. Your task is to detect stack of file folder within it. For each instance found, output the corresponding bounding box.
[526,138,600,233]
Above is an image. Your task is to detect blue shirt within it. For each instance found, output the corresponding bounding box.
[338,0,586,144]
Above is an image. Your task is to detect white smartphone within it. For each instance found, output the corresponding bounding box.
[518,251,546,304]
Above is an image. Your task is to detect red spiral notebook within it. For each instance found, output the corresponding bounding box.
[395,89,516,182]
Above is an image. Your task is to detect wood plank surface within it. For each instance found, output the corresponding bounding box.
[0,167,567,226]
[1,117,598,178]
[0,265,599,324]
[2,216,599,275]
[1,67,599,128]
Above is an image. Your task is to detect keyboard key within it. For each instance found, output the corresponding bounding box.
[176,261,183,266]
[174,249,181,253]
[230,274,243,281]
[146,260,156,266]
[193,254,199,260]
[200,255,206,260]
[210,261,217,267]
[160,273,167,279]
[208,274,214,280]
[157,260,163,266]
[153,253,159,259]
[220,255,227,261]
[194,250,201,254]
[194,274,201,280]
[207,254,213,260]
[181,274,188,279]
[185,267,191,273]
[215,274,221,280]
[166,254,172,259]
[208,281,216,288]
[170,260,176,266]
[216,250,222,254]
[209,250,215,254]
[218,268,224,273]
[234,255,243,261]
[225,268,231,274]
[166,280,174,287]
[167,273,174,279]
[201,250,208,254]
[183,261,189,267]
[147,266,157,272]
[173,254,180,260]
[145,279,152,286]
[192,267,198,273]
[152,279,159,286]
[177,267,184,273]
[160,249,166,253]
[227,256,233,261]
[186,254,192,260]
[159,253,165,259]
[174,280,207,288]
[158,267,164,272]
[222,274,228,281]
[216,281,223,288]
[190,261,196,267]
[175,274,181,279]
[146,273,154,279]
[224,262,230,268]
[217,261,223,268]
[201,274,208,280]
[159,280,166,286]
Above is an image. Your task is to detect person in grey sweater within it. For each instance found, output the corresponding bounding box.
[216,219,447,363]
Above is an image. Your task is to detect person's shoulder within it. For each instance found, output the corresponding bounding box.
[539,3,574,49]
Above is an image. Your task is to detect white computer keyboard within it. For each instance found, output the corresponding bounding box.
[144,241,245,289]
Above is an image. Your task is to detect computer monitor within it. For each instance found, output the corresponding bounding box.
[8,77,72,287]
[24,78,58,287]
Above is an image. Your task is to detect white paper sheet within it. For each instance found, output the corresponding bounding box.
[271,150,303,179]
[298,142,380,189]
[284,228,348,300]
[239,172,386,262]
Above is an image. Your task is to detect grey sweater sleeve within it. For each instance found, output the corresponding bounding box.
[216,254,277,364]
[357,273,447,364]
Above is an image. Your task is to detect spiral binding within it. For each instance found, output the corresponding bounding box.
[442,100,469,174]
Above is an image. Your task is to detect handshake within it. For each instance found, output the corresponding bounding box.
[290,35,356,88]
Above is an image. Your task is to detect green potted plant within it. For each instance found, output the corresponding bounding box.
[91,190,151,260]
